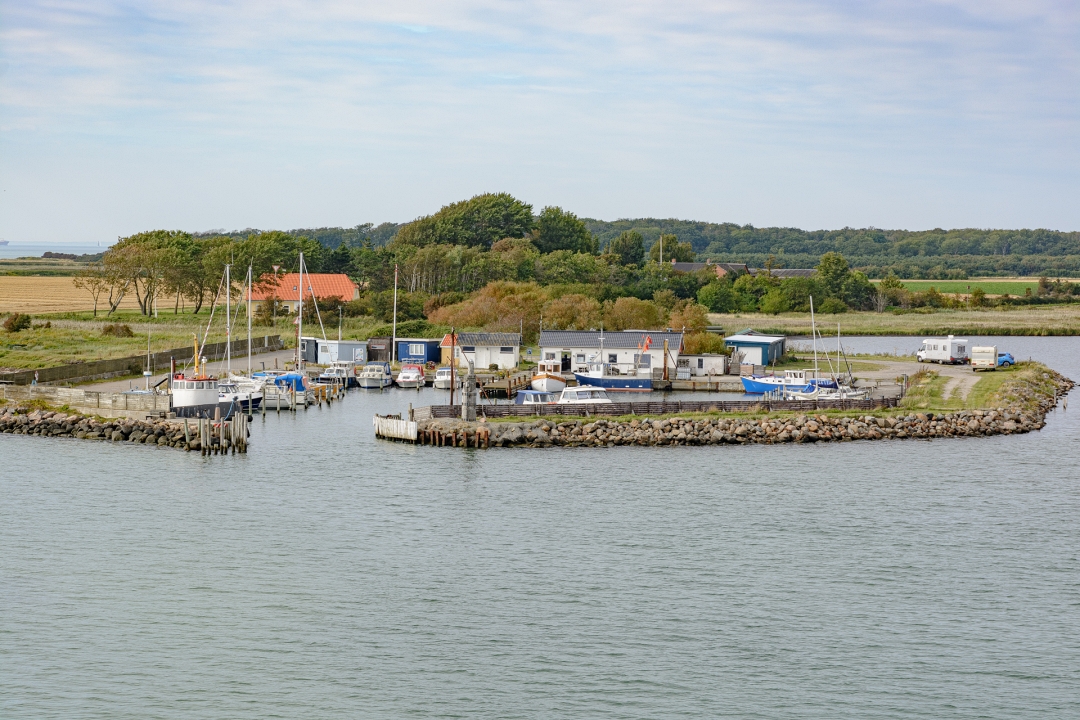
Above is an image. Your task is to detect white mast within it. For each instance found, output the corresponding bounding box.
[809,295,818,378]
[225,263,231,374]
[391,263,398,365]
[247,264,253,375]
[297,252,304,371]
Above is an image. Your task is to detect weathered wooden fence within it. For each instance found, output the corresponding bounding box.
[373,414,418,441]
[1,385,172,417]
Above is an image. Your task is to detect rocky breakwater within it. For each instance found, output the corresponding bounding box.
[2,406,201,451]
[413,369,1072,448]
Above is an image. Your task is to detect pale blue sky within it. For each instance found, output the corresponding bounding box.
[1,1,1077,243]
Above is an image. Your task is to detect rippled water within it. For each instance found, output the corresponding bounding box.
[3,336,1079,718]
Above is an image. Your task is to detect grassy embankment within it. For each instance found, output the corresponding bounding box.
[709,304,1080,337]
[0,307,436,371]
[0,257,89,277]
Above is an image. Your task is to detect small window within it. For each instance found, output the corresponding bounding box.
[608,354,617,363]
[500,347,513,353]
[462,346,475,352]
[698,358,704,369]
[545,352,555,360]
[408,343,424,355]
[576,354,585,363]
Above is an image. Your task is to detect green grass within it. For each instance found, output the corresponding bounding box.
[891,280,1039,295]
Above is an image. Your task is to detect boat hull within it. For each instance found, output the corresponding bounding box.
[573,373,651,391]
[358,377,391,389]
[396,378,422,388]
[740,376,839,394]
[173,400,235,419]
[531,373,567,392]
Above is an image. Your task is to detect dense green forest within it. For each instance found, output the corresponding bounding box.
[191,215,1080,279]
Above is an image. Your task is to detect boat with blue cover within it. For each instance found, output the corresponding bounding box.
[740,369,838,394]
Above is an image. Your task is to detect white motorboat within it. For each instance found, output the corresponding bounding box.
[432,367,459,389]
[318,361,355,388]
[530,359,567,392]
[358,362,393,389]
[515,389,558,405]
[218,377,263,411]
[557,385,613,405]
[172,374,225,417]
[396,363,425,389]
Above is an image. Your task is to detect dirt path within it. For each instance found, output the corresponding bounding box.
[854,358,980,400]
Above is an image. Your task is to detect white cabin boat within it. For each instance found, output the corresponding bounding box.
[531,359,567,392]
[318,361,355,388]
[557,385,613,405]
[357,362,393,389]
[515,389,558,405]
[432,367,458,389]
[218,378,263,411]
[396,364,425,389]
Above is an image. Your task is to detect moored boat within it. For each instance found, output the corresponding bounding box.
[740,369,837,394]
[318,361,355,388]
[358,362,393,389]
[531,359,567,392]
[432,366,458,389]
[515,389,558,405]
[573,358,651,391]
[396,364,425,389]
[557,385,613,404]
[218,378,263,411]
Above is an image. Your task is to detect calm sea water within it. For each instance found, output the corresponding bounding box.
[3,336,1078,719]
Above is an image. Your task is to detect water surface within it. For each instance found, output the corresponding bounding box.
[2,336,1078,718]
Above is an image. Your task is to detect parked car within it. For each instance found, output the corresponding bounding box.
[997,351,1015,367]
[972,346,1015,371]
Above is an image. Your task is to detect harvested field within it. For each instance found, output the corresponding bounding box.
[0,276,140,314]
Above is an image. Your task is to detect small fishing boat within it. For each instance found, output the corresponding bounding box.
[432,367,458,389]
[357,362,393,389]
[740,369,837,394]
[396,364,425,389]
[573,357,651,391]
[531,359,567,392]
[515,389,558,405]
[557,385,613,404]
[172,374,226,417]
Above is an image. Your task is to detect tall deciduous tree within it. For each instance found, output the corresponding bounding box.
[607,231,646,267]
[534,206,597,254]
[394,193,534,249]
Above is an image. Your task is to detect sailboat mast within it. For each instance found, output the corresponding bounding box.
[297,252,304,371]
[391,263,398,365]
[809,295,818,378]
[247,265,253,375]
[225,264,231,373]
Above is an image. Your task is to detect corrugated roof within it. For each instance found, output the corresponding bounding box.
[539,330,684,349]
[724,333,786,344]
[441,332,521,347]
[248,273,359,301]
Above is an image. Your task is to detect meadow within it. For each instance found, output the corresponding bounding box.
[889,279,1043,295]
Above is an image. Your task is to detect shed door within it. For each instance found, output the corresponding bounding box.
[740,346,762,365]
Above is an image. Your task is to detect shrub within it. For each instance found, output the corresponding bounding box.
[682,331,727,354]
[101,323,135,337]
[667,301,709,332]
[697,282,737,313]
[3,313,31,332]
[818,298,848,314]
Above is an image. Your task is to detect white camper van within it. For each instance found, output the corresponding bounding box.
[916,335,969,365]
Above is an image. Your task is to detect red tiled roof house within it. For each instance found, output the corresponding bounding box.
[246,273,360,314]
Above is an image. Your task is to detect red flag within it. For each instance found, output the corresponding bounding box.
[643,335,652,351]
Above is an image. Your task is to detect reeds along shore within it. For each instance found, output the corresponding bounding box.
[413,373,1073,449]
[0,406,248,453]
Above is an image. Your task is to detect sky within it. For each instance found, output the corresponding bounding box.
[1,0,1078,244]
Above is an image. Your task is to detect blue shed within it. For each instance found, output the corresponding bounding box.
[396,338,442,364]
[724,329,786,366]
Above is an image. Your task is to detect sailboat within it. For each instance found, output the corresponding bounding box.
[784,306,869,401]
[740,297,839,394]
[218,264,263,411]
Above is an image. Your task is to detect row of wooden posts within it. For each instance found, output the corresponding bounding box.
[186,411,249,455]
[418,426,491,448]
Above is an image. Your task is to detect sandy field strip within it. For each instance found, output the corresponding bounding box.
[0,276,141,314]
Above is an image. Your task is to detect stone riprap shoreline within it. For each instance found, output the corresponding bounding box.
[0,406,224,452]
[409,371,1072,449]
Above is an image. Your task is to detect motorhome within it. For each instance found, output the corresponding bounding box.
[916,336,969,365]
